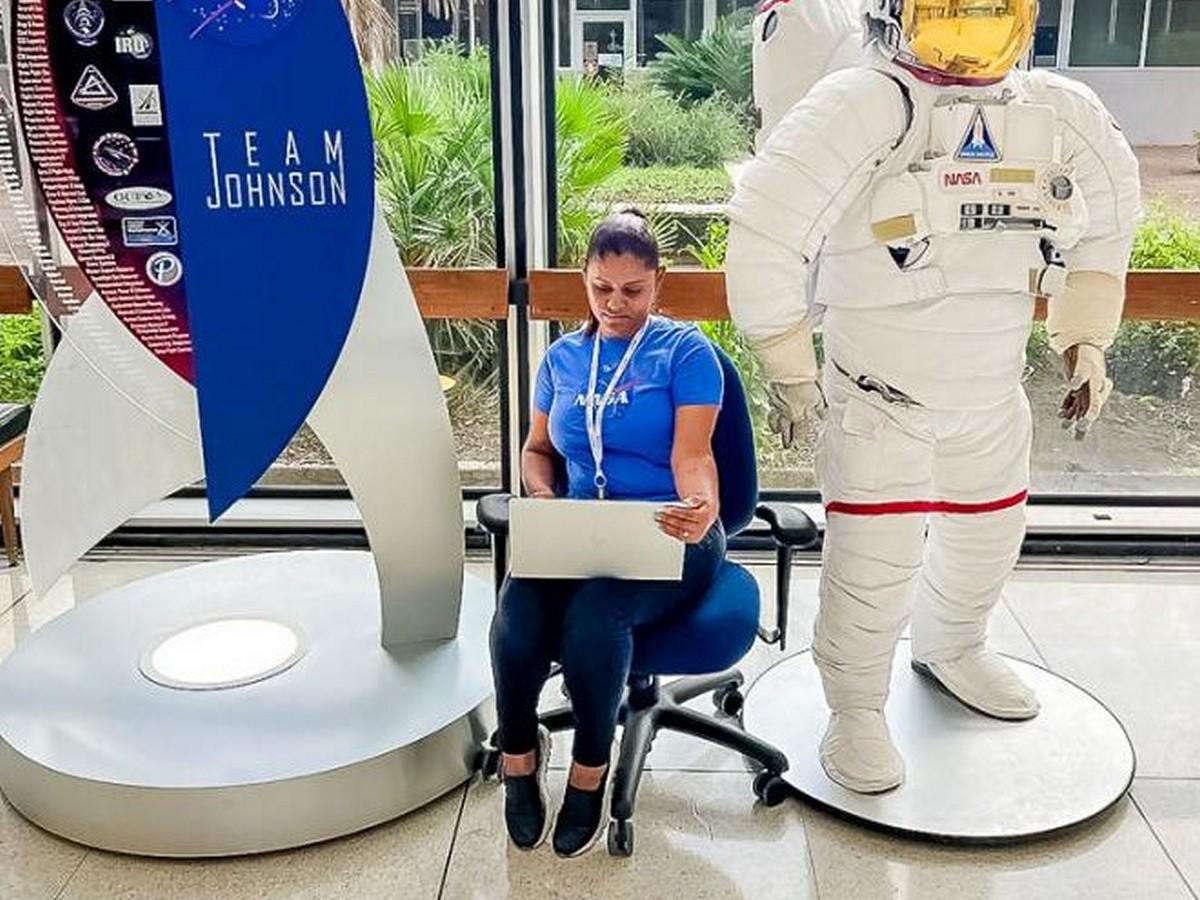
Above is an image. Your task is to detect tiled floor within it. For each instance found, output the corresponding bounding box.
[0,553,1197,899]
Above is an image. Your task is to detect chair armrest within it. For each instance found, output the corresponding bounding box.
[756,502,818,549]
[475,493,513,536]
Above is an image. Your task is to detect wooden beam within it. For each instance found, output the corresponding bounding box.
[530,268,729,321]
[409,268,509,320]
[532,269,1200,324]
[0,267,33,315]
[3,266,1196,325]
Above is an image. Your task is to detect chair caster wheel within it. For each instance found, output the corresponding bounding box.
[479,746,501,781]
[607,819,634,857]
[713,684,744,717]
[753,771,789,807]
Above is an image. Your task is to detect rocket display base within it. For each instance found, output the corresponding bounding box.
[0,550,495,857]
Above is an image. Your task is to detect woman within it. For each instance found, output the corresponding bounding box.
[491,209,727,857]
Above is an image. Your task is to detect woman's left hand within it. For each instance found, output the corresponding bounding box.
[656,496,716,544]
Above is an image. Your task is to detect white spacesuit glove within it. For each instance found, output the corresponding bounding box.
[753,323,824,449]
[1047,270,1124,439]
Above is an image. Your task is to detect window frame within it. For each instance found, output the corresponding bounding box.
[1061,0,1200,68]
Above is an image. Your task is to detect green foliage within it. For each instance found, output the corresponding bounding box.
[685,219,773,442]
[649,9,754,120]
[0,312,45,403]
[594,165,733,206]
[1108,207,1200,397]
[369,43,496,269]
[555,75,630,266]
[603,81,750,169]
[686,217,730,270]
[368,45,629,375]
[1131,204,1200,270]
[1110,322,1200,398]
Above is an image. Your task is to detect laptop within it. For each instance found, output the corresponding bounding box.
[509,498,686,581]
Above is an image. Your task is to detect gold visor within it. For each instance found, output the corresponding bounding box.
[901,0,1036,79]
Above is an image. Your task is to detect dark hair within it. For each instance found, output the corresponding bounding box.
[586,206,661,269]
[583,207,661,334]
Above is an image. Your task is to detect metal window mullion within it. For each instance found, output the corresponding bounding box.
[1138,0,1153,66]
[1059,0,1074,66]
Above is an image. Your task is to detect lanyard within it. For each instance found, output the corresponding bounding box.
[585,318,651,499]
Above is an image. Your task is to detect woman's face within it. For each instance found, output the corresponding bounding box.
[584,253,664,339]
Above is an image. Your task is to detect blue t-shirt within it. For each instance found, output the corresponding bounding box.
[535,316,724,501]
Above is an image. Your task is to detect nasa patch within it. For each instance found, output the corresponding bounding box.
[92,132,139,177]
[71,65,119,111]
[115,26,154,60]
[106,185,173,211]
[956,107,1001,163]
[145,251,183,287]
[64,0,106,47]
[122,215,179,247]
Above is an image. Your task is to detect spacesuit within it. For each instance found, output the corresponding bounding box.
[727,0,1141,793]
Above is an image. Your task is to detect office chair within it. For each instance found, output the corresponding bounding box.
[476,342,817,857]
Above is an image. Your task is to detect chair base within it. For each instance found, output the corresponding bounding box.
[534,669,790,857]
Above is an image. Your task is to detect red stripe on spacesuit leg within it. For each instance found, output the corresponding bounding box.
[825,490,1029,517]
[755,0,794,14]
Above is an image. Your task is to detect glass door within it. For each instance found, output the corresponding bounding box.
[573,10,637,72]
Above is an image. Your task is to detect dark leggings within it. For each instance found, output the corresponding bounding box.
[490,522,726,768]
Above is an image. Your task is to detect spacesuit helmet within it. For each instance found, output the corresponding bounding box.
[863,0,1037,81]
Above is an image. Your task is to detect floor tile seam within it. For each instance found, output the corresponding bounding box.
[796,806,824,900]
[1001,597,1052,668]
[1135,776,1200,782]
[1130,790,1200,900]
[0,587,31,619]
[436,781,472,900]
[50,849,89,900]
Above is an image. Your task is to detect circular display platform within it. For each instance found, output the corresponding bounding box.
[744,643,1135,843]
[0,551,495,857]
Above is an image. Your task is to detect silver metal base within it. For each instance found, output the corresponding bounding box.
[743,643,1135,843]
[0,551,496,857]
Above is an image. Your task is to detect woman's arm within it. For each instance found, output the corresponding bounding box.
[521,411,559,498]
[657,405,721,543]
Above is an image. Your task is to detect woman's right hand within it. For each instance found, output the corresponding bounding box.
[528,487,556,499]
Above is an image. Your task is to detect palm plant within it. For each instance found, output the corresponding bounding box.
[340,0,397,69]
[555,75,630,265]
[650,9,754,122]
[368,46,631,378]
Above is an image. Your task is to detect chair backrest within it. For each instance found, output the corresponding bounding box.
[709,343,759,537]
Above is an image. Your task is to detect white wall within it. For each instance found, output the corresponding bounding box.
[1057,68,1200,145]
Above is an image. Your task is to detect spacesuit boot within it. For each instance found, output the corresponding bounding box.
[814,512,926,793]
[909,505,1040,720]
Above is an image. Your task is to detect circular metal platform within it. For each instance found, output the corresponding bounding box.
[0,551,495,857]
[743,643,1135,843]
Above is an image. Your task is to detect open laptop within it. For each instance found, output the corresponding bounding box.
[509,498,685,581]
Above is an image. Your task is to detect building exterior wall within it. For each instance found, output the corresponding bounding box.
[1057,68,1200,145]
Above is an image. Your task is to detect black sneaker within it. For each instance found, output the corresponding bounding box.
[502,726,552,850]
[552,769,610,858]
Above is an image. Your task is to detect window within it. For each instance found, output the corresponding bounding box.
[640,0,706,63]
[1067,0,1200,66]
[1069,0,1148,66]
[1145,0,1200,65]
[267,9,503,491]
[1033,0,1062,66]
